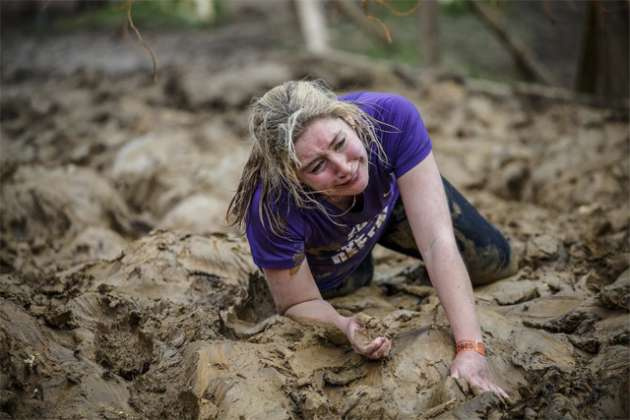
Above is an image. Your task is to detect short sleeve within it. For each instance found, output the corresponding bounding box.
[245,187,306,270]
[381,95,433,178]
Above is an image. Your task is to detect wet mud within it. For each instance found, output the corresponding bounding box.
[1,29,629,419]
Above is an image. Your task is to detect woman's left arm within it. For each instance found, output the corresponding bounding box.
[397,151,507,398]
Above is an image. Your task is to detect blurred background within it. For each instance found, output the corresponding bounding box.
[2,0,629,100]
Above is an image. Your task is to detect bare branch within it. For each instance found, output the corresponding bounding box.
[335,0,391,45]
[468,0,557,86]
[126,0,159,82]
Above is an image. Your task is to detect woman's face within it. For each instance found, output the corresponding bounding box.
[294,117,369,206]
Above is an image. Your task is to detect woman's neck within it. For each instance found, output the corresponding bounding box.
[327,194,357,212]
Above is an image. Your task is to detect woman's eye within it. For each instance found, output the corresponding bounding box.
[310,161,325,173]
[335,138,346,150]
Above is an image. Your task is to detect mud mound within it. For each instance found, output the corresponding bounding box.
[0,30,628,419]
[0,231,260,419]
[1,165,135,243]
[0,165,139,281]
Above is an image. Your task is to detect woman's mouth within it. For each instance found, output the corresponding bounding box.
[338,169,358,187]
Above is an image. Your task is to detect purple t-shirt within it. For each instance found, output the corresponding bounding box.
[246,92,432,290]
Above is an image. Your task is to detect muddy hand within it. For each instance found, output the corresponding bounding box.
[344,317,391,359]
[450,351,509,400]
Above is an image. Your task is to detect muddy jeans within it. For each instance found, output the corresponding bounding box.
[321,177,518,299]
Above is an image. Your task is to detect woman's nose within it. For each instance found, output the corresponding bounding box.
[331,154,352,177]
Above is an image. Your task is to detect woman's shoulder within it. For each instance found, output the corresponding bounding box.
[339,92,419,120]
[248,182,291,217]
[247,182,306,231]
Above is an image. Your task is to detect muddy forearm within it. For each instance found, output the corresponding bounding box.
[425,237,483,342]
[397,155,482,343]
[284,299,350,333]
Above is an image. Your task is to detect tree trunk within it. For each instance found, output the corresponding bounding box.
[468,0,556,86]
[295,0,329,53]
[576,0,629,100]
[418,0,440,67]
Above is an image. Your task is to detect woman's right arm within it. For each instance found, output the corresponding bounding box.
[264,259,391,359]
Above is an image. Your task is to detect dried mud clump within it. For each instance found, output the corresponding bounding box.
[1,166,136,244]
[94,315,155,381]
[1,30,628,420]
[598,268,630,311]
[353,312,391,348]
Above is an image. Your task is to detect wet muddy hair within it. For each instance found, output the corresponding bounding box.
[227,80,385,235]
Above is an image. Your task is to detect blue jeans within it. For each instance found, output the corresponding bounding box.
[321,178,517,299]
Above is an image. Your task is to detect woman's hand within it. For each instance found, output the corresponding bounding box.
[343,316,392,359]
[450,351,508,399]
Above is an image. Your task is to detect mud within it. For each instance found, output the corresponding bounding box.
[1,28,629,420]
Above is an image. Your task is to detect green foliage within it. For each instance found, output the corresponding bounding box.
[363,0,420,19]
[55,0,225,31]
[332,0,421,65]
[330,0,517,81]
[359,36,420,66]
[439,0,470,17]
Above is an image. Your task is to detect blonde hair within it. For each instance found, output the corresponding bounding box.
[227,80,386,235]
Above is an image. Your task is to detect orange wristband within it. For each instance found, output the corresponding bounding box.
[456,340,486,356]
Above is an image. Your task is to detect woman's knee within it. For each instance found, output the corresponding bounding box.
[466,238,519,286]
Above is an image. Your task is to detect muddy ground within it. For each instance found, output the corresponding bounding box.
[1,26,629,420]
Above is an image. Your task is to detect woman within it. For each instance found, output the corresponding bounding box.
[227,80,516,397]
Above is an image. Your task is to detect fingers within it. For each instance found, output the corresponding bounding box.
[483,382,509,405]
[450,371,509,402]
[358,336,383,355]
[469,375,491,395]
[450,354,509,402]
[364,337,391,359]
[452,375,471,395]
[366,337,386,358]
[347,317,392,360]
[382,338,392,356]
[478,378,509,401]
[492,383,510,403]
[468,376,510,402]
[468,378,485,397]
[369,337,391,359]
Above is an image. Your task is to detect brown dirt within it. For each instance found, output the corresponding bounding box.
[1,29,628,420]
